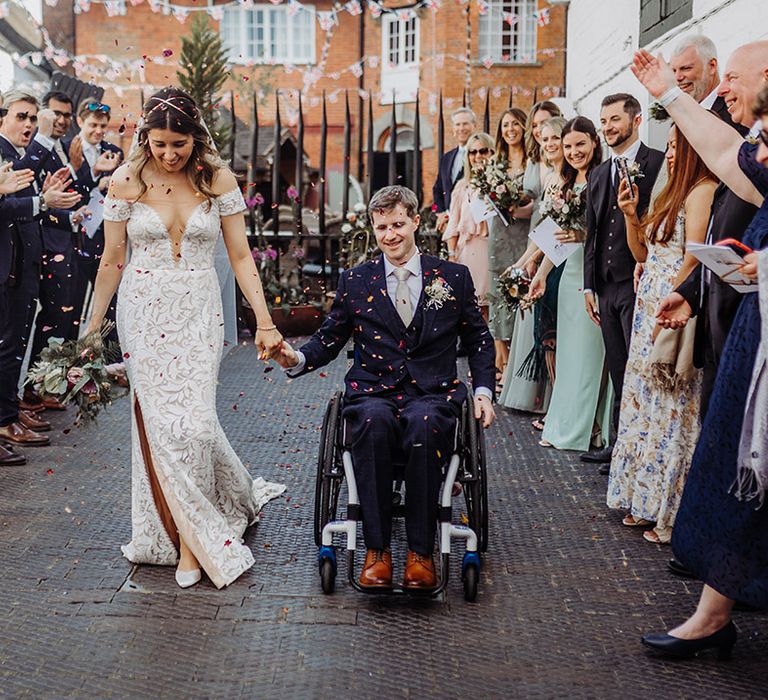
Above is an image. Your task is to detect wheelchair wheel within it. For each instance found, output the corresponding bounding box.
[320,557,336,594]
[464,407,489,552]
[463,563,479,602]
[314,391,344,546]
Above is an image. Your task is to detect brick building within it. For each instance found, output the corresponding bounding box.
[42,0,566,210]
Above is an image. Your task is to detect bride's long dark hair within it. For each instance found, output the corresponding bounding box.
[128,87,226,202]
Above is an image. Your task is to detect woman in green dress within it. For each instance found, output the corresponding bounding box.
[498,100,562,415]
[487,108,531,388]
[528,116,613,451]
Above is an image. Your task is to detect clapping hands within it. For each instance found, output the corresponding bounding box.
[0,162,35,194]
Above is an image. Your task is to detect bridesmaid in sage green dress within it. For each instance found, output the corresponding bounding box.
[498,101,562,415]
[528,116,612,451]
[487,108,532,386]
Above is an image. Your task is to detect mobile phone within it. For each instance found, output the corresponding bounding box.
[616,157,634,200]
[716,238,753,258]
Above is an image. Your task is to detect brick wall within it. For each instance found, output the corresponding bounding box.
[64,0,565,209]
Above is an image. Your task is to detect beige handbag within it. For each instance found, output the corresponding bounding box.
[649,320,697,391]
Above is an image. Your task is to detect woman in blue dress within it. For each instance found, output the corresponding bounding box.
[633,51,768,660]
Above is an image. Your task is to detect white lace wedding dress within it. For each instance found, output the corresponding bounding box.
[104,188,285,588]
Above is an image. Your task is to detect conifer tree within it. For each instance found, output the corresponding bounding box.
[176,14,232,153]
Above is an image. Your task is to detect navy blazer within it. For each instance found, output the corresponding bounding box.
[292,253,496,405]
[432,147,463,213]
[0,137,75,285]
[583,142,665,291]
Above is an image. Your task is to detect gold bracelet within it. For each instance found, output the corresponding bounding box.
[257,325,277,331]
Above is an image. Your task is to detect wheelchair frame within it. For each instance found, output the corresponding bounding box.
[314,389,488,601]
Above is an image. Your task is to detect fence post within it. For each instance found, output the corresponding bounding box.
[483,89,490,134]
[294,91,304,237]
[388,92,397,186]
[437,90,444,166]
[366,91,374,200]
[413,90,421,207]
[319,91,328,290]
[249,92,260,239]
[230,90,236,170]
[342,90,351,221]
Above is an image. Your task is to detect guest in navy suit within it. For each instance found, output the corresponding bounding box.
[581,94,665,469]
[29,91,118,368]
[433,108,476,234]
[69,97,123,335]
[0,91,85,446]
[276,186,496,590]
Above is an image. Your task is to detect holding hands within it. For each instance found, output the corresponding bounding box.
[272,339,300,369]
[255,327,285,362]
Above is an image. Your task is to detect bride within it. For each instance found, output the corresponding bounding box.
[85,87,285,589]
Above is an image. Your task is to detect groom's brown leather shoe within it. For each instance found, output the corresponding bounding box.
[359,549,392,588]
[403,551,437,590]
[19,409,51,432]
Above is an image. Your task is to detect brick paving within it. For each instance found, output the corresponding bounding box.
[1,342,767,698]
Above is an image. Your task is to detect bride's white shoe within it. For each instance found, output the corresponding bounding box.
[175,568,202,589]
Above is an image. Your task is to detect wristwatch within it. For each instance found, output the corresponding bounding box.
[39,196,48,212]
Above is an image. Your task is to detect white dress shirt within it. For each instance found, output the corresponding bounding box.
[286,250,492,399]
[700,87,719,110]
[34,133,78,180]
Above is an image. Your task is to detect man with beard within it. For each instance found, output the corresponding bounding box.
[582,94,665,471]
[26,92,118,412]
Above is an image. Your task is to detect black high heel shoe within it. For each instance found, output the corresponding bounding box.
[641,620,736,660]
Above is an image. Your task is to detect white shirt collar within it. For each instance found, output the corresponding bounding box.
[700,87,719,110]
[749,121,762,139]
[612,138,642,165]
[383,250,421,278]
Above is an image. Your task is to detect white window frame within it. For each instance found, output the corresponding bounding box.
[382,15,420,69]
[478,0,538,64]
[221,5,316,65]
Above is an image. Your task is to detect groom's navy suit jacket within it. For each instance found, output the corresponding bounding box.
[293,253,496,405]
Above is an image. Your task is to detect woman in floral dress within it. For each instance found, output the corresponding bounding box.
[607,125,716,544]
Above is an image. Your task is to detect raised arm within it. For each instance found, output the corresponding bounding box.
[631,50,762,205]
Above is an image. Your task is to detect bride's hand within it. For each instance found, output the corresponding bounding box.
[255,327,284,360]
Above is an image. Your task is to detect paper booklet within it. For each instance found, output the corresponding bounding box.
[687,242,758,294]
[528,216,581,267]
[469,196,509,227]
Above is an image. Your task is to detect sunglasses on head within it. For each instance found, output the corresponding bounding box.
[468,147,490,156]
[85,102,111,114]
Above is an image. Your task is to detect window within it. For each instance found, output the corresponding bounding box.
[380,15,420,104]
[478,0,538,64]
[221,5,315,64]
[384,16,419,68]
[640,0,693,45]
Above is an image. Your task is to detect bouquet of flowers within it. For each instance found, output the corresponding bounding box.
[498,266,536,315]
[539,184,588,234]
[470,160,527,219]
[648,102,671,122]
[340,202,378,267]
[25,320,124,424]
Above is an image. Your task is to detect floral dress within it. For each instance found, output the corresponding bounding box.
[607,209,702,542]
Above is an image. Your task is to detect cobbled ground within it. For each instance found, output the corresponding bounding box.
[1,342,767,698]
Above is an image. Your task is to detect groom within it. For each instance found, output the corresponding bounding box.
[276,185,496,590]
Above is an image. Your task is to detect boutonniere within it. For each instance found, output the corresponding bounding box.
[746,135,759,145]
[424,275,454,310]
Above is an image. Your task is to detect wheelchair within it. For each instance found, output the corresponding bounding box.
[313,387,488,602]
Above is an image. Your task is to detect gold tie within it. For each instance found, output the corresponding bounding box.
[393,267,413,326]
